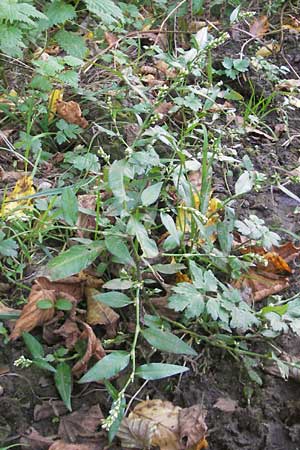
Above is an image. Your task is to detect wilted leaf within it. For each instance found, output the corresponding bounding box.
[213,397,238,412]
[56,100,88,128]
[118,400,208,450]
[54,319,81,349]
[249,16,269,37]
[10,285,56,340]
[58,404,103,442]
[1,176,35,218]
[20,427,54,450]
[72,321,105,376]
[276,79,300,91]
[178,405,207,449]
[256,42,280,57]
[104,31,118,47]
[48,88,64,120]
[77,194,97,238]
[49,441,98,450]
[232,242,299,302]
[86,287,119,337]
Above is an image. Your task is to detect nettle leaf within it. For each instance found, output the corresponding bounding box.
[136,363,189,380]
[43,0,76,27]
[55,362,72,411]
[0,237,18,257]
[233,58,249,72]
[0,1,46,25]
[169,283,205,318]
[0,25,24,57]
[142,327,197,356]
[79,352,130,383]
[61,187,78,226]
[84,0,124,24]
[55,30,87,59]
[230,305,259,331]
[45,242,104,280]
[93,292,133,308]
[127,217,158,258]
[141,182,163,206]
[105,235,134,265]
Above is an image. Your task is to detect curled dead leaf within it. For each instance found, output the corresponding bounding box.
[54,319,81,349]
[56,100,88,129]
[10,285,56,340]
[72,321,105,376]
[118,399,208,450]
[49,441,98,450]
[77,194,97,238]
[86,287,119,337]
[58,404,103,442]
[249,16,269,37]
[20,427,53,450]
[0,175,35,218]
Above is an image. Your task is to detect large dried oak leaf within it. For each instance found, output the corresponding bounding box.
[56,100,88,128]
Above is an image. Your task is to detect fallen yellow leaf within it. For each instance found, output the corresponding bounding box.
[1,176,35,218]
[48,88,64,121]
[256,42,280,57]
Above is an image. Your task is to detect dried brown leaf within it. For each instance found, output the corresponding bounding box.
[276,79,300,91]
[34,400,68,421]
[56,100,88,129]
[77,194,97,238]
[213,397,238,413]
[49,441,98,450]
[104,32,118,48]
[20,427,54,450]
[58,404,103,442]
[10,285,56,340]
[178,405,207,449]
[72,321,105,376]
[54,318,81,349]
[37,276,83,301]
[86,287,119,337]
[249,16,269,37]
[118,400,208,450]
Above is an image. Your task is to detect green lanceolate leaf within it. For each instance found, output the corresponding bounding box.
[141,182,163,206]
[37,299,53,310]
[79,352,130,383]
[93,292,133,308]
[160,212,181,245]
[55,298,73,311]
[105,235,134,265]
[55,362,72,411]
[45,242,104,280]
[61,187,78,226]
[108,160,128,203]
[142,327,197,356]
[127,217,158,258]
[136,363,189,380]
[22,332,44,359]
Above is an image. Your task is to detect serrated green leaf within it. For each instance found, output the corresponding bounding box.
[0,238,18,257]
[136,363,189,380]
[61,187,78,226]
[55,362,72,411]
[43,0,76,27]
[84,0,124,24]
[142,327,196,356]
[93,292,133,308]
[45,242,104,281]
[55,30,87,58]
[141,182,163,206]
[79,352,130,383]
